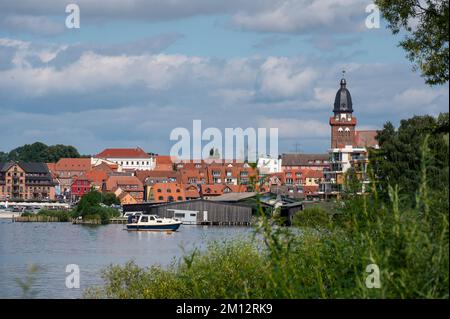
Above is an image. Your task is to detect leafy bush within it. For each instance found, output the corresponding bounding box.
[74,191,120,224]
[292,206,332,230]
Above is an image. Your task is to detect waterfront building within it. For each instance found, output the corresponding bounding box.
[0,161,56,201]
[94,147,155,171]
[123,199,253,226]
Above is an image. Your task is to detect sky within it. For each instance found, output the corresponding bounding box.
[0,0,448,156]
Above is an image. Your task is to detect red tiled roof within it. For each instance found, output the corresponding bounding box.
[85,170,108,187]
[135,170,181,184]
[91,162,114,173]
[355,130,379,148]
[46,163,56,172]
[302,169,324,179]
[303,185,319,194]
[281,153,329,166]
[55,158,91,171]
[155,155,174,165]
[96,147,150,159]
[105,175,144,192]
[185,185,200,198]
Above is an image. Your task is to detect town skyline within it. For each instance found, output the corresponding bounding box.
[0,1,448,155]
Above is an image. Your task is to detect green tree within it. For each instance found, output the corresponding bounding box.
[370,112,449,202]
[0,151,8,162]
[8,142,48,162]
[375,0,449,85]
[3,142,81,163]
[102,193,120,206]
[44,144,80,162]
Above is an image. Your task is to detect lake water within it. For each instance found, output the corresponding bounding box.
[0,219,253,298]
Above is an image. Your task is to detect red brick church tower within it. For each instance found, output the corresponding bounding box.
[330,75,357,148]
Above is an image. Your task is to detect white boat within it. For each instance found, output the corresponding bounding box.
[126,214,182,231]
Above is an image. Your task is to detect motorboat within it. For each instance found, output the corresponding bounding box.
[126,214,182,231]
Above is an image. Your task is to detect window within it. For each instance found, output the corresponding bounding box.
[190,213,196,217]
[177,196,183,201]
[141,216,148,223]
[175,213,185,218]
[157,189,162,192]
[158,196,164,200]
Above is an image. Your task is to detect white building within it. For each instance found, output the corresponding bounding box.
[94,147,155,171]
[257,155,282,174]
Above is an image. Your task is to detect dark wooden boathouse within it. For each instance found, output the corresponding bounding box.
[123,199,252,226]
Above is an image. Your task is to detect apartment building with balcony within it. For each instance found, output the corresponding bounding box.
[0,161,55,201]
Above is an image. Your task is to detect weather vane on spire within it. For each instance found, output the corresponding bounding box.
[342,69,346,78]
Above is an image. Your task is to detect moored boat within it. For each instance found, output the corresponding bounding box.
[126,214,182,231]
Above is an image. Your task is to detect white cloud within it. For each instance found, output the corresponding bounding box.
[232,0,366,33]
[0,0,370,35]
[259,57,317,98]
[0,38,448,154]
[258,118,329,138]
[2,15,65,36]
[393,88,444,106]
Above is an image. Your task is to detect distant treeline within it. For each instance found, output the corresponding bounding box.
[0,142,89,163]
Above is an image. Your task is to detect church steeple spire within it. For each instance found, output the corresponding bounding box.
[333,71,353,113]
[330,72,357,148]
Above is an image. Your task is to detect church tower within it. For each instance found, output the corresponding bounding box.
[330,74,356,148]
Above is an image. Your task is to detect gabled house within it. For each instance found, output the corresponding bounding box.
[0,161,56,201]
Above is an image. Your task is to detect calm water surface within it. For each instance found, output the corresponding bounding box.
[0,219,252,298]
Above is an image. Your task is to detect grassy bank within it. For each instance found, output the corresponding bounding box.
[19,210,73,222]
[85,180,448,298]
